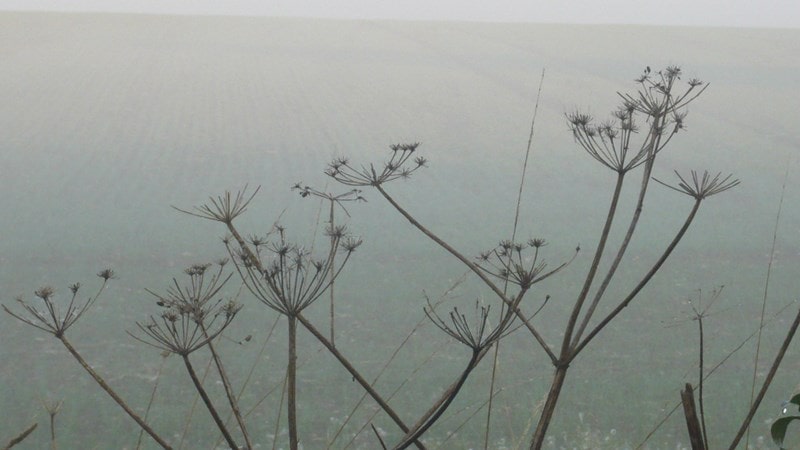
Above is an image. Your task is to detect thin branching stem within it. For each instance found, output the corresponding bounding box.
[287,315,299,450]
[728,305,800,450]
[59,336,173,449]
[296,313,427,450]
[203,328,252,449]
[376,184,558,363]
[137,352,168,450]
[574,197,702,358]
[697,314,709,449]
[182,354,239,449]
[2,423,37,450]
[564,170,627,352]
[745,165,788,447]
[215,216,425,448]
[392,350,484,450]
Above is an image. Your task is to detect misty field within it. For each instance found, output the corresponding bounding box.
[2,11,800,449]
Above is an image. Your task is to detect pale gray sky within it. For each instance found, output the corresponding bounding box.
[1,0,798,28]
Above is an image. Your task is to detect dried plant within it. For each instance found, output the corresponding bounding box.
[2,423,37,450]
[7,65,774,450]
[654,170,740,200]
[3,271,173,449]
[178,187,425,450]
[322,66,742,450]
[225,226,359,450]
[325,143,427,187]
[291,183,366,344]
[129,263,243,449]
[228,226,361,317]
[41,397,63,450]
[173,184,261,225]
[529,67,734,450]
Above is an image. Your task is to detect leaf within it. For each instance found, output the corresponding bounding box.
[771,415,800,447]
[789,393,800,410]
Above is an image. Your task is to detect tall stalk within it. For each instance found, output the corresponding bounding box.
[287,315,299,450]
[59,336,173,449]
[745,165,788,447]
[182,354,240,449]
[203,329,253,449]
[528,68,730,449]
[484,67,546,450]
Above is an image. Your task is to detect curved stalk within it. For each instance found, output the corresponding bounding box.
[58,336,172,449]
[296,313,427,450]
[376,185,556,363]
[728,305,800,450]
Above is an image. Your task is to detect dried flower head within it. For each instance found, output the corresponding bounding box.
[326,143,426,187]
[477,240,578,290]
[147,263,234,323]
[131,264,240,356]
[227,227,360,316]
[174,185,260,225]
[131,299,241,356]
[291,184,366,217]
[97,269,116,281]
[571,66,709,173]
[4,273,113,337]
[653,170,740,200]
[425,299,515,352]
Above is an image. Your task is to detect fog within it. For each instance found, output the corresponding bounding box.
[2,11,799,448]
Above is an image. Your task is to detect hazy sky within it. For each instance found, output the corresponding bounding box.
[1,0,798,28]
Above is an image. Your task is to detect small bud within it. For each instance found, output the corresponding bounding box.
[35,286,55,301]
[341,237,363,252]
[528,238,547,248]
[97,269,116,280]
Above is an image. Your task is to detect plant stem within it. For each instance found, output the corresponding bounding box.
[296,313,427,450]
[179,355,214,449]
[530,196,700,450]
[573,198,702,358]
[728,305,800,450]
[287,315,299,450]
[329,200,336,347]
[57,336,172,449]
[745,164,788,447]
[570,106,672,350]
[564,171,626,352]
[2,423,37,450]
[136,353,167,450]
[50,413,57,450]
[529,365,569,449]
[224,217,424,449]
[182,354,239,449]
[485,67,546,450]
[393,351,482,450]
[376,185,556,362]
[680,383,706,450]
[697,316,709,449]
[204,327,253,449]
